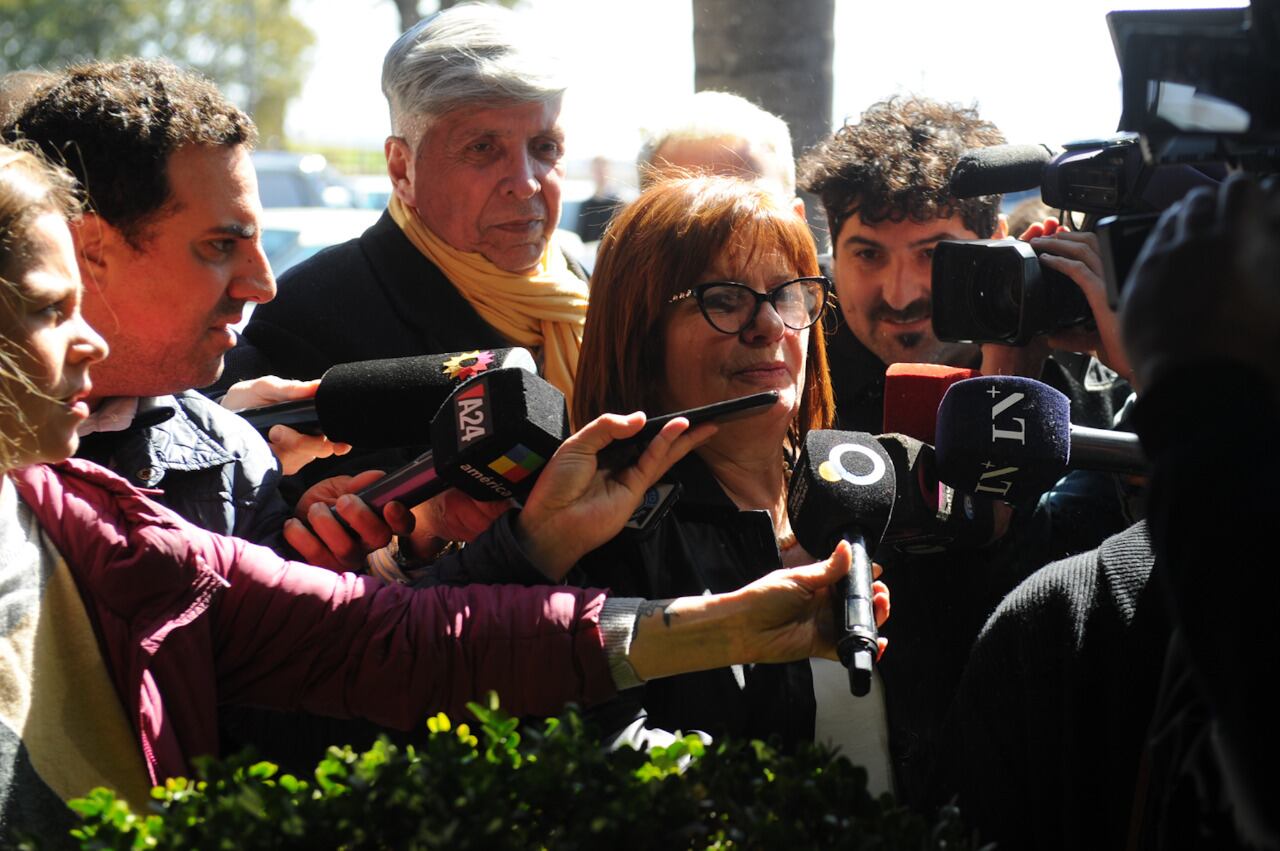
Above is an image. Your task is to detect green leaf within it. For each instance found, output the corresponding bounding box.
[62,701,979,850]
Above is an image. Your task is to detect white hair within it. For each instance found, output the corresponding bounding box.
[381,3,567,138]
[638,91,797,197]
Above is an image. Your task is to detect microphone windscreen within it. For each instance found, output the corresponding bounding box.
[788,430,897,558]
[314,348,536,447]
[431,368,568,502]
[876,433,997,551]
[935,375,1071,502]
[882,363,978,444]
[875,432,934,531]
[950,144,1054,198]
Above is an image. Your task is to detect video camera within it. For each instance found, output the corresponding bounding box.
[931,1,1280,347]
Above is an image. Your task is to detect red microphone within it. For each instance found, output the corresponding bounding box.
[882,363,977,444]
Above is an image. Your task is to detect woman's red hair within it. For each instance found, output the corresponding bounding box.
[573,174,834,439]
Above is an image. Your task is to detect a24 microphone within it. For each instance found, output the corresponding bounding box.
[237,347,537,448]
[356,367,567,511]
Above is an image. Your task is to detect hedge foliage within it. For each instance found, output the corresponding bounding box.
[46,696,984,850]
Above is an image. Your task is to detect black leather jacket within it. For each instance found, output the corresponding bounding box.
[428,452,817,747]
[574,455,817,749]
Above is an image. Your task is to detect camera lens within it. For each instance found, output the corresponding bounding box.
[970,256,1022,338]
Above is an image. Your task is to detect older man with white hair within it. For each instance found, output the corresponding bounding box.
[228,5,589,459]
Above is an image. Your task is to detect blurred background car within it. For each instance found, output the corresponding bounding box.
[259,207,381,276]
[252,151,361,209]
[349,173,394,210]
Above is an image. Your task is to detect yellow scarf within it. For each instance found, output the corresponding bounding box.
[388,195,588,405]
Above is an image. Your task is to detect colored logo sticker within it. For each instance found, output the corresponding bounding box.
[488,444,546,483]
[818,443,886,486]
[442,350,496,381]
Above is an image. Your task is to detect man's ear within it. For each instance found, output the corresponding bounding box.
[994,213,1010,239]
[791,195,806,220]
[67,212,115,277]
[385,135,416,207]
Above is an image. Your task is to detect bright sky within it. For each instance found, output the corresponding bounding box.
[286,0,1244,168]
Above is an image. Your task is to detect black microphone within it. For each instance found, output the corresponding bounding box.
[360,387,780,514]
[875,433,995,553]
[237,347,537,448]
[788,430,896,697]
[934,375,1147,503]
[357,367,568,511]
[950,143,1055,198]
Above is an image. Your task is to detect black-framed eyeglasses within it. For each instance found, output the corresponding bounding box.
[668,276,831,335]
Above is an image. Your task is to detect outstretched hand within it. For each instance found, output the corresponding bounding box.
[515,412,716,580]
[729,541,890,665]
[222,375,352,475]
[626,541,891,682]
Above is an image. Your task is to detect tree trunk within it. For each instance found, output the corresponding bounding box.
[394,0,420,31]
[391,0,487,33]
[692,0,834,246]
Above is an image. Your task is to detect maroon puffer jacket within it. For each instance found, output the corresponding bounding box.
[12,459,615,784]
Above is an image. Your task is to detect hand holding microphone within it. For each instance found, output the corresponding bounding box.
[221,375,352,474]
[788,430,896,696]
[285,473,512,573]
[289,367,752,580]
[353,377,771,580]
[235,347,538,447]
[286,366,566,571]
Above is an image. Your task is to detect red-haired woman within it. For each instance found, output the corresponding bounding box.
[573,175,891,788]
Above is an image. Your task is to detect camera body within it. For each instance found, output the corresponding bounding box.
[931,239,1091,346]
[1040,135,1149,216]
[935,2,1277,345]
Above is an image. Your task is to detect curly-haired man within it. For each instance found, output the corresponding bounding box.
[799,96,1008,428]
[799,97,1137,812]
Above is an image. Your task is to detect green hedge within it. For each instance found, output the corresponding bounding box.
[45,696,985,850]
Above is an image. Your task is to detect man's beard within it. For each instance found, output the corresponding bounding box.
[870,298,933,359]
[865,299,977,366]
[893,330,926,351]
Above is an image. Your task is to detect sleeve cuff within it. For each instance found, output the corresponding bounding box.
[599,597,646,690]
